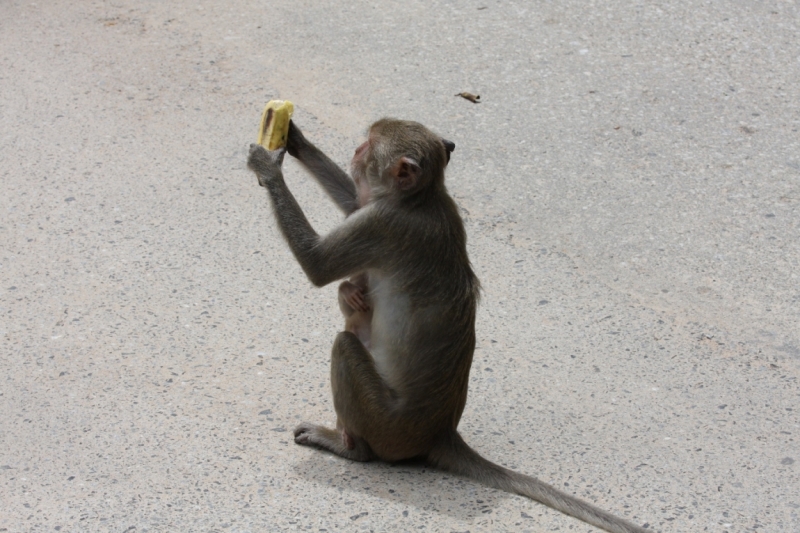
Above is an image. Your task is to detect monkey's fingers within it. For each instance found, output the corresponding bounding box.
[247,143,267,171]
[346,291,369,312]
[273,146,287,166]
[354,294,369,312]
[286,120,307,158]
[248,144,286,164]
[247,144,286,186]
[344,292,361,309]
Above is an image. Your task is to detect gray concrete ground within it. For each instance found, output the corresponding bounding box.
[1,1,798,531]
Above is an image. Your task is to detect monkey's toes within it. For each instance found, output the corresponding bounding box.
[293,422,316,445]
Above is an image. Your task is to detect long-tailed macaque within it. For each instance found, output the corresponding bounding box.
[247,119,651,533]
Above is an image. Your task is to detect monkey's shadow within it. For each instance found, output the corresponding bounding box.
[292,448,511,520]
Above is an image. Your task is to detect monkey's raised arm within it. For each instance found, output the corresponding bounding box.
[248,144,380,287]
[286,121,360,216]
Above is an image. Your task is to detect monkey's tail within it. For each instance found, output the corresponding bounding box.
[427,432,651,533]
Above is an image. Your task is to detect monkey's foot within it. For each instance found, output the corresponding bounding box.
[293,422,372,462]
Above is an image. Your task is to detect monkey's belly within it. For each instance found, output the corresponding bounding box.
[366,274,411,387]
[367,320,397,384]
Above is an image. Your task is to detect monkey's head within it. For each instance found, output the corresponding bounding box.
[352,118,454,202]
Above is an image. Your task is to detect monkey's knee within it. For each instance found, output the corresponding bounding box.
[330,331,370,391]
[332,331,365,358]
[333,330,378,376]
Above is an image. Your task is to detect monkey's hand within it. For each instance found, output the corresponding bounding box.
[248,143,286,187]
[338,281,370,313]
[285,120,309,159]
[346,288,370,313]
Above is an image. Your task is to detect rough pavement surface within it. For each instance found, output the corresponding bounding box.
[1,1,798,531]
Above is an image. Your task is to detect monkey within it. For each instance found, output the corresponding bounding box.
[247,119,651,533]
[331,128,454,350]
[286,121,455,351]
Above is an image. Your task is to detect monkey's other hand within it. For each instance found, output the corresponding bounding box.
[339,281,370,312]
[285,120,308,159]
[345,288,370,313]
[247,143,286,187]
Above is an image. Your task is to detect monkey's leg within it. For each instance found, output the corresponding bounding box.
[294,332,390,462]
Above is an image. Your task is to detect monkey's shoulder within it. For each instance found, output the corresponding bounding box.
[373,197,466,239]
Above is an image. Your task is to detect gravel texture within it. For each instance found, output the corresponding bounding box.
[1,1,798,531]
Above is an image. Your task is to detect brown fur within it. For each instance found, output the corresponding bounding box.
[247,119,651,533]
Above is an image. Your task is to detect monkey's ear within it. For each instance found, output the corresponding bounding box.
[390,156,422,191]
[442,138,455,163]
